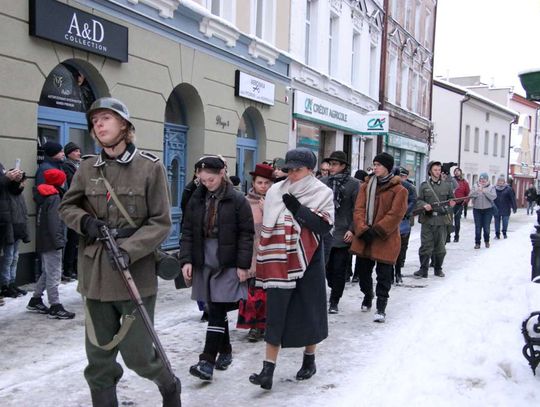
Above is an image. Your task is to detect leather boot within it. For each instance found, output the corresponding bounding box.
[158,376,182,407]
[296,353,316,380]
[90,386,118,407]
[249,361,275,390]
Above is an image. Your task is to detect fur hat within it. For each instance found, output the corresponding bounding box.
[43,141,63,158]
[282,148,317,171]
[373,152,394,174]
[250,163,274,181]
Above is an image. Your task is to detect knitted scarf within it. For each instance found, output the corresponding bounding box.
[256,174,334,289]
[328,170,350,210]
[365,173,392,226]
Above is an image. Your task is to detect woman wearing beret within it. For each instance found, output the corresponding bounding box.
[179,155,254,382]
[249,147,334,390]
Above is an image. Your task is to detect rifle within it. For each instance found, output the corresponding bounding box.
[411,195,471,216]
[98,224,177,385]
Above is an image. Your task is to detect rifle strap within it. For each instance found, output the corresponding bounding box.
[84,297,136,351]
[99,168,137,228]
[426,180,444,205]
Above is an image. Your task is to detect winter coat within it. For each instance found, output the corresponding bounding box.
[246,189,264,277]
[525,187,538,203]
[178,181,254,270]
[0,162,27,246]
[59,144,172,302]
[62,159,79,189]
[416,178,455,225]
[35,184,65,252]
[350,175,408,265]
[494,185,517,216]
[399,179,417,235]
[453,177,470,204]
[470,183,497,210]
[320,174,360,248]
[35,156,64,186]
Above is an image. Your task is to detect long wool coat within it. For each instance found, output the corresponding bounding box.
[350,175,408,265]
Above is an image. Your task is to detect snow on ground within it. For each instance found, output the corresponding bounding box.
[1,210,539,406]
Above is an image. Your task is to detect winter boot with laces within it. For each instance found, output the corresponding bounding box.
[215,352,233,370]
[189,360,214,381]
[249,360,275,390]
[296,353,316,380]
[374,298,387,323]
[48,303,75,319]
[9,283,26,296]
[27,297,50,314]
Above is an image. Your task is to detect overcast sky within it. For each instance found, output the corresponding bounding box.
[433,0,540,95]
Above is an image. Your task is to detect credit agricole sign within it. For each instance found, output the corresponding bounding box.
[293,90,388,135]
[29,0,128,62]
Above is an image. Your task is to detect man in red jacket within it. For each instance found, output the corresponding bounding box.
[452,167,470,242]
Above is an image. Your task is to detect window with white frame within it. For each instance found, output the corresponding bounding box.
[464,125,470,151]
[400,64,409,108]
[414,1,422,38]
[351,31,361,87]
[387,53,398,103]
[305,0,317,65]
[405,0,413,32]
[493,132,498,156]
[206,0,235,22]
[253,0,275,43]
[328,14,340,77]
[391,0,399,18]
[501,134,506,157]
[369,43,378,98]
[411,72,419,113]
[474,127,479,152]
[424,9,432,48]
[484,130,489,155]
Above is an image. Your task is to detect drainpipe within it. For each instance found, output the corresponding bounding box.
[458,94,471,167]
[377,0,389,154]
[508,116,517,181]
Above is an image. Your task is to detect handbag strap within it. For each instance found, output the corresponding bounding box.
[99,167,137,228]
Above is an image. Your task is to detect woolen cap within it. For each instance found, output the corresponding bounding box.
[282,147,317,171]
[43,168,66,186]
[479,172,489,180]
[43,141,63,157]
[399,166,410,176]
[373,152,394,174]
[250,163,275,180]
[64,142,81,156]
[324,151,349,165]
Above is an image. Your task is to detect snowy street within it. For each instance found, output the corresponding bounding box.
[1,210,539,406]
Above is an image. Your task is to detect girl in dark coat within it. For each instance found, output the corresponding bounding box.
[249,148,334,390]
[179,155,254,382]
[493,176,517,239]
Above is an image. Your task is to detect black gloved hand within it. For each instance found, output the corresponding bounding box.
[81,215,107,239]
[360,227,377,244]
[282,193,301,214]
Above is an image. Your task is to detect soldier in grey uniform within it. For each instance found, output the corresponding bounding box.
[59,97,181,407]
[414,161,456,278]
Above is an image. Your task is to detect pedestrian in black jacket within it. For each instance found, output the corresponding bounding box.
[27,168,75,319]
[179,155,254,382]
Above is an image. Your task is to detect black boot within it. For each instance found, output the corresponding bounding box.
[296,353,316,380]
[90,386,118,407]
[158,376,182,407]
[249,361,275,390]
[394,267,403,285]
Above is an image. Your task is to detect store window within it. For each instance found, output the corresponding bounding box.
[296,121,320,162]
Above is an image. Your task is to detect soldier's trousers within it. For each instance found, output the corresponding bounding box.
[418,223,447,272]
[84,295,169,391]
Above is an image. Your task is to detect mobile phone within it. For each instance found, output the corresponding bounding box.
[15,158,21,170]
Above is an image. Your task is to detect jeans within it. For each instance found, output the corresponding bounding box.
[473,208,493,244]
[527,201,535,215]
[0,240,20,286]
[453,205,464,238]
[493,215,509,237]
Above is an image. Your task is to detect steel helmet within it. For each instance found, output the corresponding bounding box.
[86,97,134,132]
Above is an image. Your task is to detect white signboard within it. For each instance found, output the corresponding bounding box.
[235,70,275,106]
[293,90,387,134]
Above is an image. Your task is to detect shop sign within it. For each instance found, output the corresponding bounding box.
[29,0,128,63]
[360,111,389,135]
[235,70,275,106]
[387,132,429,154]
[293,90,381,134]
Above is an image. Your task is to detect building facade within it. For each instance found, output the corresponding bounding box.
[286,0,383,171]
[380,0,437,185]
[1,0,292,282]
[431,79,518,190]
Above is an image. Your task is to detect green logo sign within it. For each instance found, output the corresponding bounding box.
[367,117,385,131]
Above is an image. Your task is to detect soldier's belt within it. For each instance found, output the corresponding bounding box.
[109,227,138,239]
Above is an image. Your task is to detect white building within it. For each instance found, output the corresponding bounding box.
[431,79,518,186]
[286,0,383,171]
